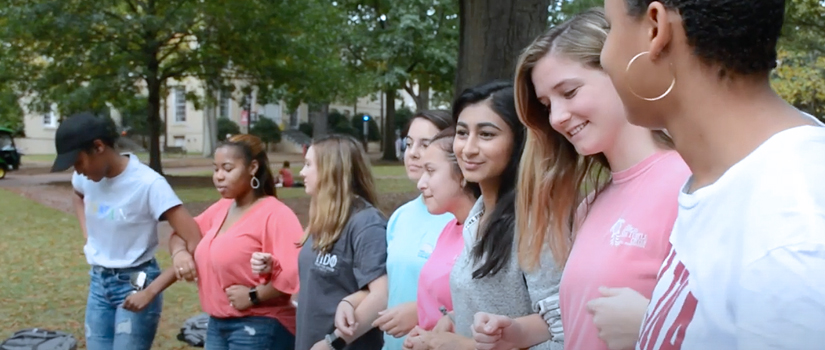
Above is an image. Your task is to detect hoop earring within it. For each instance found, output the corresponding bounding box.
[625,51,676,102]
[250,177,260,189]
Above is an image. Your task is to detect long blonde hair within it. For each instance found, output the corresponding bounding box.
[299,134,379,253]
[514,8,672,270]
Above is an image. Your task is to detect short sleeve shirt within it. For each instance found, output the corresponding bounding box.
[295,199,388,350]
[193,197,304,333]
[72,153,182,268]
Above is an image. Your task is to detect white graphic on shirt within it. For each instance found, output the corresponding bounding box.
[609,218,648,248]
[315,253,338,272]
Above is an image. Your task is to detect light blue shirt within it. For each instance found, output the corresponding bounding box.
[383,195,453,350]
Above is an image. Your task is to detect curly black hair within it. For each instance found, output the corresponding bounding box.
[625,0,785,77]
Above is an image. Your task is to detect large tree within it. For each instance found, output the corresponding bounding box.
[3,0,338,174]
[337,0,459,160]
[772,0,825,120]
[454,0,551,97]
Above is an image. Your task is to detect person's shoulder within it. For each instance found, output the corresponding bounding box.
[350,200,388,229]
[126,155,168,185]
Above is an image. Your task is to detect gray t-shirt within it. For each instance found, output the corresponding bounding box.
[450,197,563,350]
[295,199,388,350]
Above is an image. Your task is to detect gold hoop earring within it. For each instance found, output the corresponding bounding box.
[625,51,676,102]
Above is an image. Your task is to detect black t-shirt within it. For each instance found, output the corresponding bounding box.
[295,199,388,350]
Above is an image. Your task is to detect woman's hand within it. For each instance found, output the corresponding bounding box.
[122,290,156,312]
[225,285,253,311]
[172,250,197,282]
[587,287,650,350]
[250,252,273,275]
[373,301,418,338]
[403,326,430,350]
[472,312,519,350]
[309,339,331,350]
[432,313,454,333]
[334,299,358,337]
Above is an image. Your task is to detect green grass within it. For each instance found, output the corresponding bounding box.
[174,177,416,203]
[0,189,201,350]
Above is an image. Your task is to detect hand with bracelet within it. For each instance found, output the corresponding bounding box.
[335,298,359,337]
[171,248,197,282]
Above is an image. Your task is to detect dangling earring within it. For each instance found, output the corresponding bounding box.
[460,178,467,188]
[625,51,676,102]
[250,177,260,189]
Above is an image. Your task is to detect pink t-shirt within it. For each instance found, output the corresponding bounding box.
[559,151,690,350]
[193,197,304,334]
[416,219,464,330]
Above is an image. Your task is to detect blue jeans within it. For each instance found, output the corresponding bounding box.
[206,316,295,350]
[85,259,163,350]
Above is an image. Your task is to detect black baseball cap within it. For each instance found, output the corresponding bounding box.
[51,112,115,172]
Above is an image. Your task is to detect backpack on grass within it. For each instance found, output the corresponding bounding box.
[0,328,77,350]
[177,313,209,347]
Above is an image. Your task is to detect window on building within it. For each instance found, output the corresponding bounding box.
[219,90,230,119]
[174,87,186,122]
[42,111,58,128]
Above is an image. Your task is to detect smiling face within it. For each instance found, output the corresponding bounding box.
[212,145,257,199]
[416,142,465,216]
[404,118,441,182]
[453,102,514,184]
[299,146,319,197]
[532,52,628,156]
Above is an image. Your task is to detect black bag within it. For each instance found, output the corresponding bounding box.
[177,313,209,347]
[0,328,77,350]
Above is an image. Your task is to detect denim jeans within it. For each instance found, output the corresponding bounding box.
[206,316,295,350]
[85,259,163,350]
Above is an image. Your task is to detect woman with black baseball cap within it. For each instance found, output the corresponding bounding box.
[52,112,202,350]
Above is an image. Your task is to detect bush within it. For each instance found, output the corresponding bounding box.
[249,117,282,150]
[218,118,241,141]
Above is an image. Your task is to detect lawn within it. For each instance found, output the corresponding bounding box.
[0,189,202,349]
[0,164,416,348]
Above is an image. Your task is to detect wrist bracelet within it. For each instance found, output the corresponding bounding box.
[340,299,354,309]
[171,249,187,259]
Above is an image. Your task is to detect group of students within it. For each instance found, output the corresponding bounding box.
[49,1,825,350]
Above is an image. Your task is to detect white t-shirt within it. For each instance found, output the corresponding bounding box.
[72,153,182,268]
[636,125,825,350]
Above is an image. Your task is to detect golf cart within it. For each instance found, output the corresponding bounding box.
[0,127,21,179]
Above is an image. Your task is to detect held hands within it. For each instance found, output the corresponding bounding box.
[172,250,197,282]
[225,285,253,311]
[122,290,156,312]
[586,287,650,350]
[334,299,358,337]
[403,326,430,350]
[373,302,418,338]
[472,312,519,350]
[251,252,274,275]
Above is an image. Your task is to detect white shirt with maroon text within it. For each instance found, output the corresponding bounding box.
[637,124,825,350]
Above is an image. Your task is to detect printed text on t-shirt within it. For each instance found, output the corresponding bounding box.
[609,218,648,248]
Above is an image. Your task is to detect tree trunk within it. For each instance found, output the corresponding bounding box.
[147,71,163,174]
[419,78,430,111]
[202,87,218,158]
[454,0,550,98]
[312,103,329,138]
[382,89,397,161]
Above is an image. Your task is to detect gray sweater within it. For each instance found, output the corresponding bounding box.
[449,197,564,350]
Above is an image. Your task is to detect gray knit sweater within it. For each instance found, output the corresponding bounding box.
[449,197,564,350]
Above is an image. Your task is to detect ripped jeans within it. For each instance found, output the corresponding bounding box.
[206,316,295,350]
[85,259,162,350]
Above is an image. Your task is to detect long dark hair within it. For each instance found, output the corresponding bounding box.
[220,134,276,198]
[453,80,526,279]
